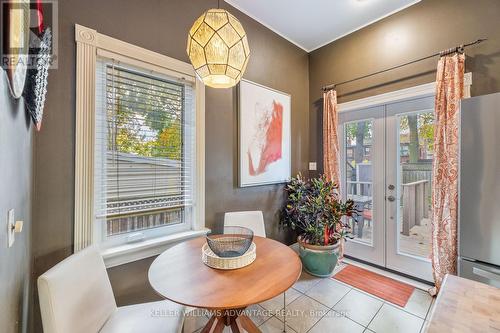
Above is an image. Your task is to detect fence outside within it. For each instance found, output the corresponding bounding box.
[401,162,432,236]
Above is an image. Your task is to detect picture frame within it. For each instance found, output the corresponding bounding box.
[238,79,291,187]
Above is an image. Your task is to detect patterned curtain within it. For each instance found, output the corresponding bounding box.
[430,53,465,295]
[323,90,341,188]
[323,90,344,258]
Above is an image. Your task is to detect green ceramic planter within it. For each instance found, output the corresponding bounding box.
[298,239,340,277]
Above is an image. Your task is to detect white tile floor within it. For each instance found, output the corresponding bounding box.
[183,263,435,333]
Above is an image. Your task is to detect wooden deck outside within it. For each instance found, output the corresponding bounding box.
[350,212,432,259]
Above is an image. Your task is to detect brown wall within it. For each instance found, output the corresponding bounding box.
[31,0,309,330]
[0,72,33,333]
[309,0,500,176]
[30,0,500,331]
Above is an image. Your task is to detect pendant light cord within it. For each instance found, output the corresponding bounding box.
[217,0,220,9]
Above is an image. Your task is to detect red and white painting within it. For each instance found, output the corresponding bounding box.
[239,80,291,187]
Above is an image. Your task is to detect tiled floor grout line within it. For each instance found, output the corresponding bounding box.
[327,287,381,328]
[290,287,306,296]
[263,288,306,328]
[304,303,369,333]
[323,288,370,329]
[282,292,327,314]
[302,283,353,310]
[188,270,433,333]
[258,314,298,333]
[302,289,346,333]
[418,319,426,333]
[303,308,330,333]
[187,283,432,333]
[291,279,322,294]
[384,300,432,320]
[363,301,385,332]
[329,287,353,309]
[332,289,368,328]
[423,297,435,320]
[187,298,428,333]
[286,289,306,308]
[303,275,394,330]
[333,278,433,321]
[278,289,342,333]
[260,288,304,315]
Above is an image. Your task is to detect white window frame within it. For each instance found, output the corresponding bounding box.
[74,24,208,267]
[94,60,195,248]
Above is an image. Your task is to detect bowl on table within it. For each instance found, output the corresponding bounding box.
[206,226,254,258]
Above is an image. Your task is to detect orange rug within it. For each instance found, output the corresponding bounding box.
[333,265,415,307]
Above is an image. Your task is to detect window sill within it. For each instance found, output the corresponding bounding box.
[101,228,210,268]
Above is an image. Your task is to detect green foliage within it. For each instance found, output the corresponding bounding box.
[399,112,434,153]
[106,69,183,161]
[345,121,372,144]
[280,174,357,246]
[153,125,182,160]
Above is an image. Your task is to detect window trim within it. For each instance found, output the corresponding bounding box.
[94,60,194,249]
[74,24,207,266]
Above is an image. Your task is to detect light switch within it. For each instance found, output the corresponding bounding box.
[309,162,317,171]
[13,221,23,233]
[7,209,15,248]
[7,209,23,248]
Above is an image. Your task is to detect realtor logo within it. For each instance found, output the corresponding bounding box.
[1,0,58,70]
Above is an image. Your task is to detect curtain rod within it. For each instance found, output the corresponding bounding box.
[321,38,487,92]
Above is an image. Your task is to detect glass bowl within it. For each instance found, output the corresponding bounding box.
[206,226,254,257]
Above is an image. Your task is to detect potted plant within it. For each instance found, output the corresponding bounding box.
[280,174,357,277]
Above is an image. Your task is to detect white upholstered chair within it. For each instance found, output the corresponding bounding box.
[37,246,185,333]
[224,210,266,237]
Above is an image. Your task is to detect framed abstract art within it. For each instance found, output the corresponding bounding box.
[238,79,291,187]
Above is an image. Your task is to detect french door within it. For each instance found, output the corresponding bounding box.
[340,96,434,282]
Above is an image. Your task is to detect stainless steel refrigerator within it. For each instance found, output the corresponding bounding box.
[459,92,500,288]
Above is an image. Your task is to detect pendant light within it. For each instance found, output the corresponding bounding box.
[187,1,250,88]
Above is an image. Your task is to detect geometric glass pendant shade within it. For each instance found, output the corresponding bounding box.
[187,9,250,88]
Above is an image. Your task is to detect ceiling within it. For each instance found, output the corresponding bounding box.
[224,0,421,52]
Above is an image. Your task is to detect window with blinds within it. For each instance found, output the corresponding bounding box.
[95,59,196,243]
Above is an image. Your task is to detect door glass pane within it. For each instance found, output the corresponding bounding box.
[345,120,373,245]
[397,112,433,259]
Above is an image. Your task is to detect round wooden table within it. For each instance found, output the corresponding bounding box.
[148,236,302,333]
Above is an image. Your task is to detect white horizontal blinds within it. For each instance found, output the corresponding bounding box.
[95,59,195,238]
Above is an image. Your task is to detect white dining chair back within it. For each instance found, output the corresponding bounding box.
[38,246,117,333]
[38,246,185,333]
[224,210,266,237]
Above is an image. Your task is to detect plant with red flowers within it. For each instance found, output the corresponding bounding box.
[280,173,357,246]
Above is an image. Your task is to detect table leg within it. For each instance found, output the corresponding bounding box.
[212,317,226,333]
[229,316,241,333]
[200,309,261,333]
[238,314,260,333]
[200,315,217,333]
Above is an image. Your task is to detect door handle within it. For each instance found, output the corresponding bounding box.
[388,184,395,190]
[387,195,395,202]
